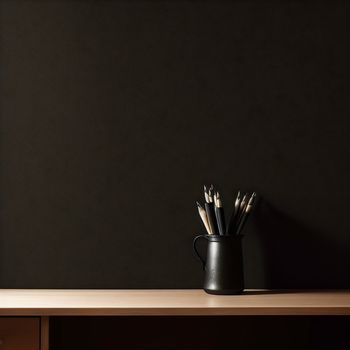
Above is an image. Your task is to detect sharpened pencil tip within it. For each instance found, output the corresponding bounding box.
[249,192,257,204]
[236,191,241,201]
[196,201,202,208]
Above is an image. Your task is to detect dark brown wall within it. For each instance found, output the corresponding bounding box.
[1,1,350,289]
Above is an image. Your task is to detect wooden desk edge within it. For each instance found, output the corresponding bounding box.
[1,307,350,316]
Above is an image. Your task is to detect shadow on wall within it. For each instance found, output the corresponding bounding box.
[253,200,350,289]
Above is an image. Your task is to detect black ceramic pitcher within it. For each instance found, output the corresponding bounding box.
[193,234,244,295]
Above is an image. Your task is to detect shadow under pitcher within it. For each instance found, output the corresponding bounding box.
[193,234,244,295]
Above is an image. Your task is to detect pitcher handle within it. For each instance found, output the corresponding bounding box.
[193,235,209,270]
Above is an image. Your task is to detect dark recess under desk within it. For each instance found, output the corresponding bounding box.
[50,316,350,350]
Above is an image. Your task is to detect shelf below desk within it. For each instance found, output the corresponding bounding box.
[1,289,350,316]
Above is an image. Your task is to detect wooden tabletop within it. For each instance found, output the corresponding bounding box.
[0,289,350,316]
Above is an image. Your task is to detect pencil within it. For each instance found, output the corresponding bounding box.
[236,192,256,235]
[197,201,212,235]
[227,191,241,235]
[214,191,226,235]
[235,193,248,230]
[204,185,219,235]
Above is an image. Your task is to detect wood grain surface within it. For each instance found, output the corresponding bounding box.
[1,290,350,316]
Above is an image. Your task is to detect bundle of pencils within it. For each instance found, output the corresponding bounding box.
[196,185,257,236]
